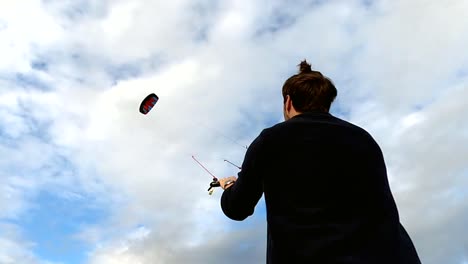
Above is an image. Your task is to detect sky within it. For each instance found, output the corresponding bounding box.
[0,0,467,263]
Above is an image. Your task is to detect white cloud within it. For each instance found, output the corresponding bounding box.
[0,0,64,72]
[0,223,59,264]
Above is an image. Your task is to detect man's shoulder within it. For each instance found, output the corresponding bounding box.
[261,113,376,143]
[263,113,365,131]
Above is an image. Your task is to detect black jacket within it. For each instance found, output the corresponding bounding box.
[221,111,421,264]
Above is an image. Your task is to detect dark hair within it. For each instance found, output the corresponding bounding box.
[282,60,337,112]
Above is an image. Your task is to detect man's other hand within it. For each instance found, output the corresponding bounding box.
[218,176,237,190]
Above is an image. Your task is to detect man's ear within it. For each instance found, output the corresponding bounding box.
[285,95,292,112]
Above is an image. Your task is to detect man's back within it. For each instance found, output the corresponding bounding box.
[221,111,421,263]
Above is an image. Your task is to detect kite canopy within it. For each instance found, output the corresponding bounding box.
[139,93,159,115]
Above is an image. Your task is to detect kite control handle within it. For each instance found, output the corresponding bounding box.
[192,155,222,195]
[207,178,221,195]
[192,155,238,195]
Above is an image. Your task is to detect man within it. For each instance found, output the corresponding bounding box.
[218,60,421,264]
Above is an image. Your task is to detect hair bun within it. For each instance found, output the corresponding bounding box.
[298,60,312,74]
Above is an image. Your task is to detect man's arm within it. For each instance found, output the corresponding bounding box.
[220,132,266,221]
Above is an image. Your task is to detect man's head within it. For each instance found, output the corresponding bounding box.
[282,60,337,120]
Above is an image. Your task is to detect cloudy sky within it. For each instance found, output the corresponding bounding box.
[1,0,467,263]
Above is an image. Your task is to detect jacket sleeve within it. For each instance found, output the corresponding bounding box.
[220,131,267,221]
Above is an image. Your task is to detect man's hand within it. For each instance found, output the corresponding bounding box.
[218,176,237,190]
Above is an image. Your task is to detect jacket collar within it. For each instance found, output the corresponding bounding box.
[291,110,332,119]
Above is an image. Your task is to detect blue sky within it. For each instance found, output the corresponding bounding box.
[16,191,106,264]
[1,0,468,263]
